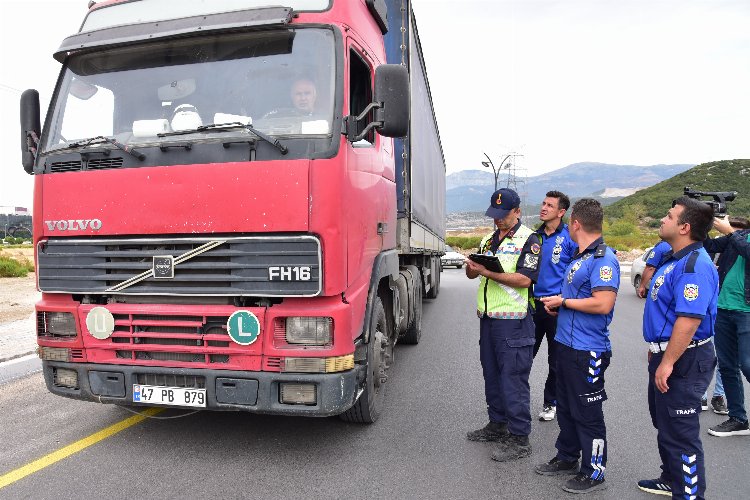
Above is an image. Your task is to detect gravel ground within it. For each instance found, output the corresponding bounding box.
[0,247,38,323]
[0,275,38,324]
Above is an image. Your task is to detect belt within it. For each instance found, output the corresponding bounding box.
[648,337,711,354]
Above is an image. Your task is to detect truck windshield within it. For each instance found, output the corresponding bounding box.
[43,28,335,153]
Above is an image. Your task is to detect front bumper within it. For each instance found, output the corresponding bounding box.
[42,361,365,417]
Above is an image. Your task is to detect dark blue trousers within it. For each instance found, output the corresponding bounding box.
[714,309,750,422]
[648,343,716,500]
[479,314,535,436]
[554,342,611,479]
[533,300,558,406]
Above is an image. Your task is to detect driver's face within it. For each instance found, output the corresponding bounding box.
[291,80,317,113]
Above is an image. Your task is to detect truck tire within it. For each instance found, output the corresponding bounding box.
[425,260,440,299]
[340,297,389,424]
[400,279,422,344]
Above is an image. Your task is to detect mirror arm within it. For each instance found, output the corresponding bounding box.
[25,130,40,156]
[346,101,384,141]
[351,121,383,143]
[353,101,382,122]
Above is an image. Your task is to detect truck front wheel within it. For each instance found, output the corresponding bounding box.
[340,297,389,423]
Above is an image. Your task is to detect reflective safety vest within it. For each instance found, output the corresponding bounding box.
[476,224,536,319]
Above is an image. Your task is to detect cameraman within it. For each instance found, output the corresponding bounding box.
[703,216,750,437]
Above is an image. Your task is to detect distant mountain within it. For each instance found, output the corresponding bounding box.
[446,162,694,213]
[606,159,750,220]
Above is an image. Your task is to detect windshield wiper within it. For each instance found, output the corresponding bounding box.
[51,136,146,161]
[158,123,288,155]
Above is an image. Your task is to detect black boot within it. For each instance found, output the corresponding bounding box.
[466,421,508,442]
[490,434,531,462]
[535,456,579,476]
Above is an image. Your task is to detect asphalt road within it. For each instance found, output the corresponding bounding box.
[1,269,748,499]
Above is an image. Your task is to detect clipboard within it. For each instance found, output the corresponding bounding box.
[468,253,504,273]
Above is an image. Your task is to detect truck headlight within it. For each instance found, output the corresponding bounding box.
[285,317,332,345]
[38,312,77,338]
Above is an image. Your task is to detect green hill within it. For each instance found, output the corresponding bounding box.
[606,159,750,222]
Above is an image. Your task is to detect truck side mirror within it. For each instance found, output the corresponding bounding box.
[20,89,41,174]
[374,64,409,138]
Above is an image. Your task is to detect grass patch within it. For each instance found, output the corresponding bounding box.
[0,255,35,278]
[447,235,483,250]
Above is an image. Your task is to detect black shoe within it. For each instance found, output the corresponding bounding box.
[490,434,531,462]
[466,421,508,442]
[562,473,606,494]
[701,397,708,411]
[707,417,750,437]
[637,478,672,496]
[710,395,729,415]
[535,456,579,476]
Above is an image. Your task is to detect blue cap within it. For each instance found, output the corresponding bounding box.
[485,188,521,219]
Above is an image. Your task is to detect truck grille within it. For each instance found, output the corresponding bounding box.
[108,312,237,367]
[38,236,321,296]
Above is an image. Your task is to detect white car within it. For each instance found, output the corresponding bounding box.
[441,245,465,269]
[630,247,652,294]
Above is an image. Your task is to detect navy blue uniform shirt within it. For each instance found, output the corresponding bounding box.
[533,222,576,297]
[642,242,718,343]
[555,238,620,351]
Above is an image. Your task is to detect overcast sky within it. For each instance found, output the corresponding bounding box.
[1,0,749,208]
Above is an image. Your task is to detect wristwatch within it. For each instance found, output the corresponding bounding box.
[562,298,568,309]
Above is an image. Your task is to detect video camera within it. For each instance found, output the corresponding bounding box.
[683,186,737,217]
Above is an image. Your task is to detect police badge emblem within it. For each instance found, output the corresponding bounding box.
[599,266,613,282]
[651,275,665,301]
[552,245,562,264]
[684,284,699,301]
[567,260,583,283]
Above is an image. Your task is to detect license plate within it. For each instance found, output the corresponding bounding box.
[133,384,206,407]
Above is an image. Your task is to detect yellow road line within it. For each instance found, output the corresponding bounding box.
[0,407,164,490]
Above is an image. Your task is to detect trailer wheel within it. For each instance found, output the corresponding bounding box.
[400,279,422,344]
[426,261,440,299]
[340,297,389,424]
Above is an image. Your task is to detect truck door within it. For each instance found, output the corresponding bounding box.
[345,38,396,287]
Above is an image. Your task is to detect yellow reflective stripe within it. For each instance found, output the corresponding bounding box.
[0,407,163,490]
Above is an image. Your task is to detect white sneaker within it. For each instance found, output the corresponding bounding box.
[539,404,556,421]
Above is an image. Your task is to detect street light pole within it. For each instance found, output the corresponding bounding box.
[481,152,499,191]
[482,152,519,191]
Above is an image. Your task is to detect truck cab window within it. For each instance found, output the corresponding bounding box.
[349,49,374,145]
[42,29,336,155]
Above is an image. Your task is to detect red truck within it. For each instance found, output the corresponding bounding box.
[20,0,445,423]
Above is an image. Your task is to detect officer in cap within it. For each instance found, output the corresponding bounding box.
[637,196,718,499]
[465,188,542,462]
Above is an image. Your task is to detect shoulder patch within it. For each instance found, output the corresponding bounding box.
[684,283,699,301]
[530,242,541,254]
[685,251,700,273]
[599,266,614,282]
[594,243,608,258]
